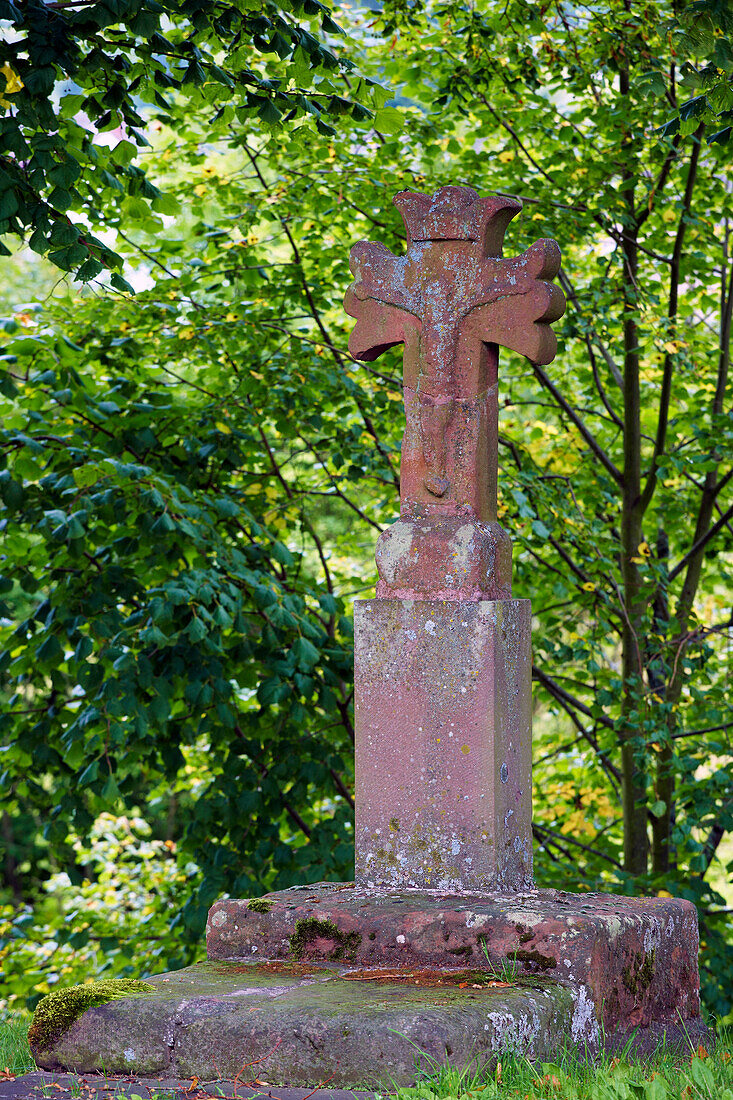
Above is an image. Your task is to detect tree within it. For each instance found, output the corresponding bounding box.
[0,0,385,282]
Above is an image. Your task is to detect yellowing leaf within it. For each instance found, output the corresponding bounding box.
[498,149,515,163]
[0,63,23,104]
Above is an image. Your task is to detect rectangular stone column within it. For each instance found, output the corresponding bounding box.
[354,598,532,893]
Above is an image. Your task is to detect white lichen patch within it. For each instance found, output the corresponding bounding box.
[504,910,544,927]
[643,924,662,953]
[465,912,489,929]
[570,986,600,1050]
[582,913,624,943]
[486,1008,539,1055]
[210,910,227,928]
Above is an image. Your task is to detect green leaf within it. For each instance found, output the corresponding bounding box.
[293,636,320,670]
[78,760,100,787]
[151,192,181,215]
[110,272,134,294]
[374,107,404,134]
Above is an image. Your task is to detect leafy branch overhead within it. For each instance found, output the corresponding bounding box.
[0,0,384,282]
[651,0,733,145]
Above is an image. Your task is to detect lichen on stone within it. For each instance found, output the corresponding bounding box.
[623,949,656,995]
[247,898,273,913]
[28,979,155,1053]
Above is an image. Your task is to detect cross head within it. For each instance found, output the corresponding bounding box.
[344,186,565,523]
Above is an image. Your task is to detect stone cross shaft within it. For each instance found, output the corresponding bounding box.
[346,186,564,893]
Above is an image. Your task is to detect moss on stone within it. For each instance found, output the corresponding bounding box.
[623,949,656,995]
[289,917,362,961]
[28,979,155,1053]
[247,898,273,913]
[638,949,656,990]
[511,949,557,971]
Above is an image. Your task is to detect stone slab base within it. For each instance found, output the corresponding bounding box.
[31,885,710,1087]
[206,883,706,1053]
[31,961,575,1087]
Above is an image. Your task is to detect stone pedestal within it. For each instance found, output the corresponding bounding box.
[355,599,532,892]
[30,884,709,1087]
[205,884,705,1052]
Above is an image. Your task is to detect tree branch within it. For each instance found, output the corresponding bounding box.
[668,498,733,582]
[530,363,623,483]
[640,126,704,513]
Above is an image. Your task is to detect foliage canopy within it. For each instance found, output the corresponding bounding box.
[0,0,383,282]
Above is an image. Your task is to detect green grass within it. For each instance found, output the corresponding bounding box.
[0,1011,35,1075]
[390,1032,733,1100]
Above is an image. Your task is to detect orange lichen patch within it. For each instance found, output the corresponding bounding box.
[211,961,331,977]
[341,967,512,988]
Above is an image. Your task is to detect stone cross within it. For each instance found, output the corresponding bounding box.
[346,186,564,892]
[345,185,564,601]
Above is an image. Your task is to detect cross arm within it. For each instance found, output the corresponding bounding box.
[465,238,565,366]
[345,240,419,362]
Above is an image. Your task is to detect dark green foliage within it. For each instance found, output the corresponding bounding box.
[0,0,387,279]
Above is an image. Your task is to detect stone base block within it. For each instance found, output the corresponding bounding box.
[207,882,706,1055]
[31,884,710,1087]
[355,599,532,892]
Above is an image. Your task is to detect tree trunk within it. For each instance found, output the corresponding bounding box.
[619,65,649,875]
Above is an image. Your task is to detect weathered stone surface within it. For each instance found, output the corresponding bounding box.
[374,516,512,601]
[344,187,565,531]
[33,961,575,1087]
[33,989,177,1076]
[354,599,532,891]
[206,883,704,1050]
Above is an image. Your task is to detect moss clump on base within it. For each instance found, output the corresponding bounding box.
[247,898,273,913]
[289,917,362,961]
[448,943,474,957]
[28,979,155,1053]
[623,949,656,995]
[512,949,557,971]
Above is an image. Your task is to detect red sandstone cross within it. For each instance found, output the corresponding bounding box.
[344,186,565,522]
